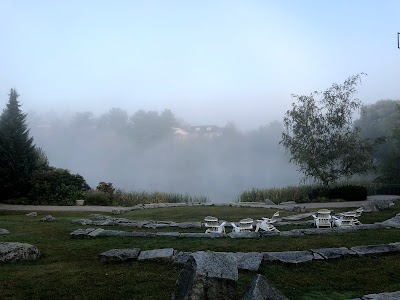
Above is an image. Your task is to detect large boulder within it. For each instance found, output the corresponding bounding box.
[41,215,56,222]
[173,251,238,300]
[234,252,264,271]
[241,274,289,300]
[0,242,41,263]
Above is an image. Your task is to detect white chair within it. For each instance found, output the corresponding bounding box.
[262,211,280,223]
[255,219,280,232]
[205,221,226,234]
[352,207,363,225]
[333,212,356,228]
[312,209,332,228]
[204,216,219,232]
[231,218,253,233]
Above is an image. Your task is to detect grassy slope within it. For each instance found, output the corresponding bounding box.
[0,204,400,299]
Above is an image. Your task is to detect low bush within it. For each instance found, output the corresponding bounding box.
[239,184,368,203]
[28,168,90,205]
[328,185,367,201]
[113,190,208,206]
[239,186,312,204]
[83,190,113,206]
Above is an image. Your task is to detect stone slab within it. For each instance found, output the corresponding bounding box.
[264,251,318,264]
[234,252,263,271]
[99,248,141,263]
[311,247,357,260]
[137,248,176,262]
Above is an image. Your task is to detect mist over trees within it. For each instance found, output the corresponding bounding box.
[27,108,301,202]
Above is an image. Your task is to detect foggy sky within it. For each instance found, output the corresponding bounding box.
[1,0,400,130]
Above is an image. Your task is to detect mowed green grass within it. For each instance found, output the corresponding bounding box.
[0,204,400,299]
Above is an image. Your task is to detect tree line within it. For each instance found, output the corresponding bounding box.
[1,76,399,204]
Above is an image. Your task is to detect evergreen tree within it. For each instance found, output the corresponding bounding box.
[0,88,41,201]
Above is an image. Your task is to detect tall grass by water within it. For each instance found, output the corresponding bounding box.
[84,189,208,206]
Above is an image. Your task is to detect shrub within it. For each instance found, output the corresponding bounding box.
[239,186,312,204]
[28,168,90,205]
[96,182,115,198]
[83,190,113,206]
[328,185,367,201]
[239,184,368,203]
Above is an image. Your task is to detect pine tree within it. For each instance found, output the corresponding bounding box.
[0,88,40,201]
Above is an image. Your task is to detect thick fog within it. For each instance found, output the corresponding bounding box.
[27,109,301,202]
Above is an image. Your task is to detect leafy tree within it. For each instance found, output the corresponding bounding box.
[128,109,178,145]
[28,168,90,205]
[280,74,383,186]
[354,99,400,163]
[0,89,41,200]
[376,104,400,183]
[97,107,129,132]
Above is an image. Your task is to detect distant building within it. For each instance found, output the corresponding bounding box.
[172,125,223,140]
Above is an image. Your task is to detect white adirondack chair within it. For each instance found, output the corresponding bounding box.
[332,212,356,228]
[205,221,226,233]
[231,218,253,233]
[312,209,332,228]
[255,219,280,232]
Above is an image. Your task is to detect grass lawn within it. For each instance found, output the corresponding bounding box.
[1,203,400,299]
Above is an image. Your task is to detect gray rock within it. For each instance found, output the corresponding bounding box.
[98,248,141,263]
[362,291,400,299]
[41,215,56,222]
[156,232,181,237]
[143,223,171,229]
[88,228,105,237]
[88,214,110,219]
[174,222,202,229]
[264,251,317,264]
[0,229,10,235]
[234,252,263,271]
[228,232,260,239]
[174,251,192,265]
[311,247,356,259]
[381,215,400,228]
[362,204,379,213]
[173,251,238,300]
[241,274,289,300]
[25,212,37,217]
[137,248,176,262]
[351,243,400,256]
[180,233,225,238]
[71,219,94,225]
[0,242,41,263]
[93,219,115,226]
[372,201,395,211]
[258,231,280,237]
[130,231,157,237]
[70,228,97,239]
[98,230,132,237]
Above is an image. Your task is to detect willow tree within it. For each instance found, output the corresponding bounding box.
[280,74,383,186]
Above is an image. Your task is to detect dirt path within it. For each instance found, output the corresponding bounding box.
[0,195,399,212]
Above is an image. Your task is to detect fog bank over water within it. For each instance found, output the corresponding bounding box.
[28,110,301,202]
